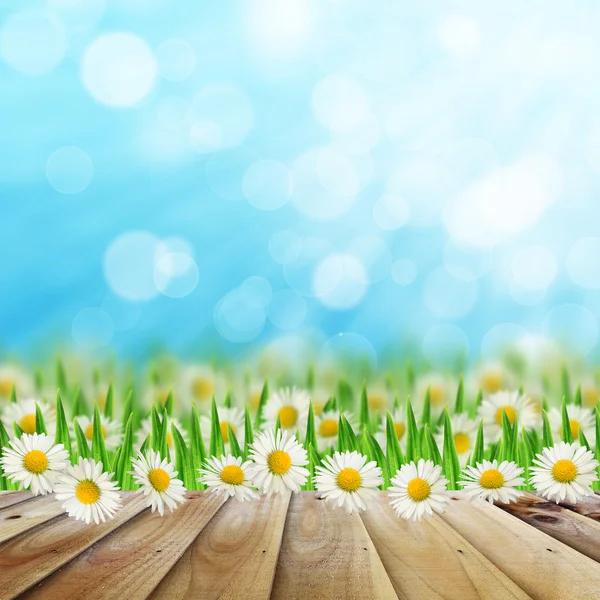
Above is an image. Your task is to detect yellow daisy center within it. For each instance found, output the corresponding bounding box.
[84,423,108,441]
[166,432,173,448]
[75,480,101,505]
[552,459,577,483]
[19,414,37,435]
[453,432,471,455]
[559,419,581,440]
[250,392,261,410]
[479,468,505,489]
[192,377,214,400]
[482,372,503,393]
[583,387,599,408]
[313,402,324,417]
[495,405,517,426]
[318,418,338,438]
[368,394,386,410]
[394,422,406,440]
[429,385,445,406]
[220,464,245,485]
[407,477,431,502]
[278,406,298,429]
[337,467,362,492]
[148,468,171,492]
[267,449,292,475]
[220,421,237,443]
[0,378,14,397]
[23,449,48,474]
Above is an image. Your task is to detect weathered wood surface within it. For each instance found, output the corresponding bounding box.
[0,491,599,599]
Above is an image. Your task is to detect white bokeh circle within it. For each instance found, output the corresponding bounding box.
[391,259,417,285]
[566,237,600,289]
[269,230,302,265]
[423,324,470,365]
[313,253,368,309]
[46,146,94,194]
[512,245,556,292]
[243,160,292,210]
[81,33,157,107]
[543,304,598,356]
[373,194,410,230]
[154,252,199,298]
[268,290,307,330]
[424,267,478,319]
[156,38,196,82]
[72,307,114,349]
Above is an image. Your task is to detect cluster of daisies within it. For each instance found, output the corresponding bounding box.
[2,428,598,524]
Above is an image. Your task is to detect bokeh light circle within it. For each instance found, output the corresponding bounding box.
[101,295,140,331]
[103,231,162,301]
[243,160,292,210]
[45,0,106,34]
[284,238,333,297]
[347,236,392,283]
[214,287,267,343]
[543,304,598,356]
[206,147,259,201]
[82,33,157,107]
[240,276,272,307]
[373,194,410,230]
[481,323,529,359]
[0,10,67,76]
[438,16,481,57]
[72,307,114,350]
[156,38,196,82]
[268,290,307,330]
[512,245,556,291]
[423,324,470,365]
[391,259,417,285]
[424,267,478,319]
[443,243,492,282]
[46,146,94,194]
[154,252,199,298]
[313,253,368,309]
[566,237,600,289]
[269,230,302,265]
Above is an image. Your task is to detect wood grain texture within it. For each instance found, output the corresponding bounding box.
[270,492,398,600]
[441,492,600,600]
[0,491,33,510]
[19,491,226,600]
[498,492,600,563]
[0,492,146,600]
[560,490,600,521]
[0,495,65,544]
[361,493,529,600]
[149,493,289,599]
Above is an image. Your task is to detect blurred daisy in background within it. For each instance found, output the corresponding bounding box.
[548,405,596,446]
[0,432,69,495]
[469,362,510,397]
[308,388,332,417]
[460,459,525,504]
[435,413,478,466]
[131,449,186,515]
[315,409,343,450]
[365,384,391,414]
[262,387,310,434]
[200,405,245,450]
[579,376,600,409]
[249,429,309,494]
[315,450,383,514]
[0,364,33,402]
[415,374,452,416]
[180,363,227,405]
[530,442,599,503]
[54,458,121,524]
[2,398,55,436]
[75,415,122,451]
[477,390,538,442]
[388,459,449,521]
[375,408,407,451]
[199,453,258,502]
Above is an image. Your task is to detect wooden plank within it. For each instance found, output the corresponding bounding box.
[19,491,227,600]
[560,491,600,521]
[0,491,33,510]
[361,494,529,600]
[0,495,64,544]
[0,492,147,600]
[498,492,600,563]
[440,492,600,600]
[270,492,398,600]
[149,493,289,599]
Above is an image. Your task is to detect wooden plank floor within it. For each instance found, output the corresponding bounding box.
[0,490,599,599]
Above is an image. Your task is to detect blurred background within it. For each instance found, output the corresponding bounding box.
[2,0,600,369]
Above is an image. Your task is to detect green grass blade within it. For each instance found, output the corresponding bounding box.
[172,424,194,491]
[115,414,134,490]
[73,418,91,460]
[228,424,243,458]
[405,398,420,463]
[91,403,110,470]
[35,403,47,435]
[454,377,465,414]
[254,379,269,429]
[210,397,225,458]
[469,421,485,467]
[54,392,72,458]
[442,408,460,490]
[561,398,573,443]
[104,383,114,419]
[191,405,207,489]
[304,401,318,453]
[385,410,404,476]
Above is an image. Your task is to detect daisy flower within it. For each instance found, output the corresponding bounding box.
[200,406,245,450]
[365,385,391,413]
[314,450,383,514]
[467,361,511,397]
[262,387,310,434]
[375,408,407,452]
[136,416,188,452]
[388,459,450,521]
[2,398,55,436]
[434,413,478,466]
[0,433,69,495]
[130,450,186,516]
[0,364,33,401]
[477,390,538,442]
[530,442,599,504]
[54,457,121,524]
[309,388,332,417]
[180,364,227,404]
[581,378,600,409]
[199,453,258,502]
[75,415,122,451]
[315,410,356,450]
[460,460,525,504]
[249,429,309,495]
[548,405,595,445]
[415,374,451,416]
